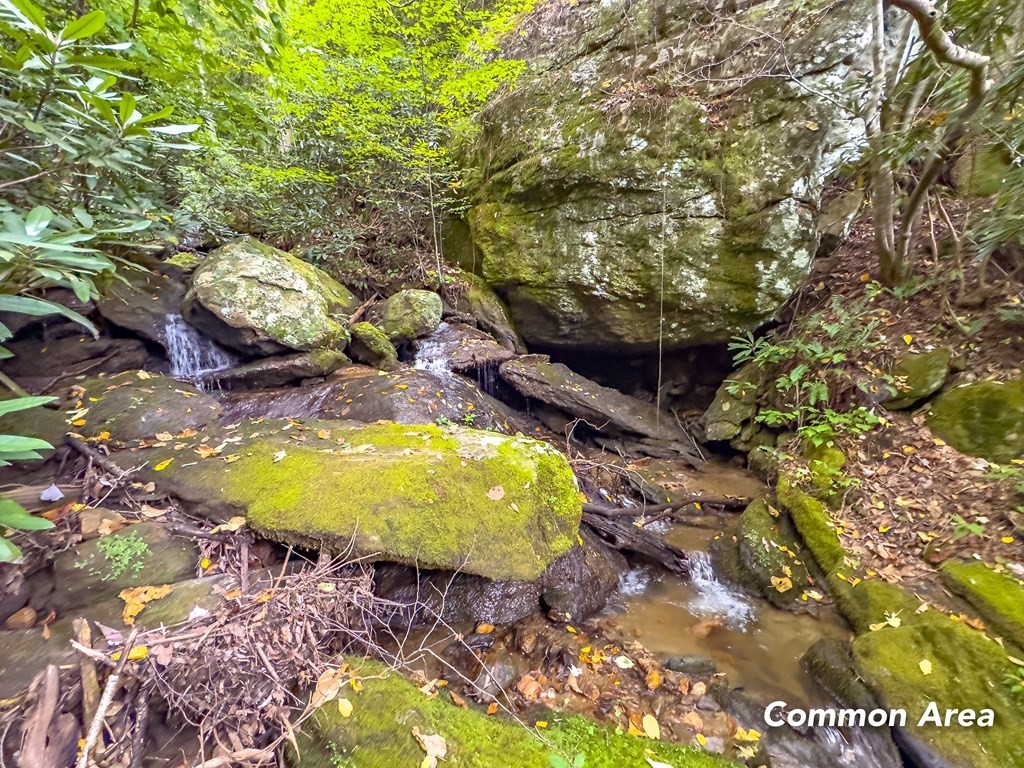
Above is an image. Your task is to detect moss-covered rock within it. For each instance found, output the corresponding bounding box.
[703,363,761,445]
[886,348,951,410]
[50,522,199,613]
[852,612,1024,768]
[184,237,359,355]
[347,322,398,370]
[942,561,1024,650]
[371,289,442,344]
[294,659,734,768]
[455,272,525,353]
[69,371,222,442]
[728,498,818,610]
[453,0,872,351]
[776,476,845,575]
[115,421,582,582]
[926,378,1024,463]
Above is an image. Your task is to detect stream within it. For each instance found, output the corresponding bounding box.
[160,315,892,767]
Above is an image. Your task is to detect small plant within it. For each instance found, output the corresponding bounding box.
[460,412,477,426]
[1005,665,1024,698]
[949,513,986,542]
[435,415,452,426]
[94,529,150,580]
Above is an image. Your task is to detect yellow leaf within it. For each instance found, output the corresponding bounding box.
[919,659,933,675]
[487,702,498,715]
[338,698,353,718]
[1002,537,1015,544]
[210,516,246,534]
[72,419,87,427]
[200,557,212,570]
[119,584,174,625]
[475,623,495,634]
[155,432,174,441]
[642,714,660,740]
[902,334,913,345]
[696,733,707,746]
[645,669,662,690]
[153,458,174,471]
[535,721,548,729]
[879,525,892,533]
[771,576,793,593]
[110,645,149,662]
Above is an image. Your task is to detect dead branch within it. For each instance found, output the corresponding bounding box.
[582,513,689,576]
[77,627,139,768]
[582,494,746,518]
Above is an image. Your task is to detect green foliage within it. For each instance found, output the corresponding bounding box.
[93,528,150,580]
[0,395,58,561]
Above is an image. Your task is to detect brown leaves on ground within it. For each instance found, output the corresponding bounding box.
[119,584,174,625]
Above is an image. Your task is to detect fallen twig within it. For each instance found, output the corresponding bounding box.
[77,627,139,768]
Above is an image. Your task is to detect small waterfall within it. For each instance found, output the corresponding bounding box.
[163,314,235,383]
[686,551,755,629]
[413,321,452,378]
[220,384,336,422]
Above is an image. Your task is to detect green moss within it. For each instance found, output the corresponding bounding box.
[730,498,816,609]
[853,612,1024,768]
[347,322,398,370]
[803,442,846,502]
[926,378,1024,463]
[294,659,734,768]
[828,576,921,634]
[776,475,845,574]
[94,529,150,580]
[141,422,582,581]
[375,290,442,343]
[886,348,951,410]
[942,561,1024,650]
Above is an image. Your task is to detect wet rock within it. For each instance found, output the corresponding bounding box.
[112,421,583,582]
[540,527,625,621]
[941,560,1024,649]
[665,656,717,676]
[414,322,514,373]
[68,371,222,442]
[96,269,186,349]
[50,522,200,614]
[714,499,819,611]
[926,377,1024,463]
[202,350,349,389]
[0,563,29,624]
[347,322,398,371]
[455,0,871,353]
[499,355,701,462]
[454,273,526,353]
[183,236,359,355]
[220,365,523,433]
[368,289,442,344]
[885,348,951,410]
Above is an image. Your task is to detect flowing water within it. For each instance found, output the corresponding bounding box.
[163,314,235,384]
[413,321,453,378]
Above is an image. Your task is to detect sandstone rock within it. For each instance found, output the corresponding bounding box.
[184,237,359,355]
[455,0,871,352]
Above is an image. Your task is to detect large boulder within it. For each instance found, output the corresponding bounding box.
[455,0,871,352]
[368,289,443,344]
[455,272,526,353]
[926,377,1024,463]
[183,237,360,355]
[347,322,399,371]
[110,421,583,582]
[885,348,951,410]
[201,350,350,390]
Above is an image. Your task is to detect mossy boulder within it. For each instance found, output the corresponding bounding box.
[942,561,1024,650]
[113,421,582,582]
[184,237,360,355]
[347,322,399,370]
[50,522,199,613]
[926,378,1024,463]
[294,659,734,768]
[852,612,1024,768]
[703,362,761,445]
[370,289,443,344]
[726,498,818,610]
[69,371,222,442]
[886,348,951,410]
[776,476,845,575]
[454,0,872,352]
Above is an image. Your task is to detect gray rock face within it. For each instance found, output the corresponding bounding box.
[368,289,443,344]
[202,350,350,390]
[456,0,871,352]
[96,269,186,349]
[183,237,360,355]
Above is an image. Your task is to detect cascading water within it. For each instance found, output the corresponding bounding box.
[163,314,235,383]
[413,321,452,378]
[686,550,755,629]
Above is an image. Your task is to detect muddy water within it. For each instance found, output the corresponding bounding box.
[605,460,851,706]
[609,526,850,705]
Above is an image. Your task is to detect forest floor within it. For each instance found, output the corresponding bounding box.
[770,205,1024,589]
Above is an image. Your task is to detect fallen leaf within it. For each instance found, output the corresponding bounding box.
[642,714,661,740]
[413,727,447,768]
[119,584,174,625]
[919,659,933,675]
[337,698,353,718]
[475,623,494,634]
[486,485,505,501]
[535,720,548,729]
[273,450,287,463]
[155,432,174,441]
[153,458,174,471]
[770,575,793,593]
[486,702,498,715]
[210,516,246,534]
[645,669,662,690]
[516,675,542,702]
[311,668,347,707]
[613,655,635,669]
